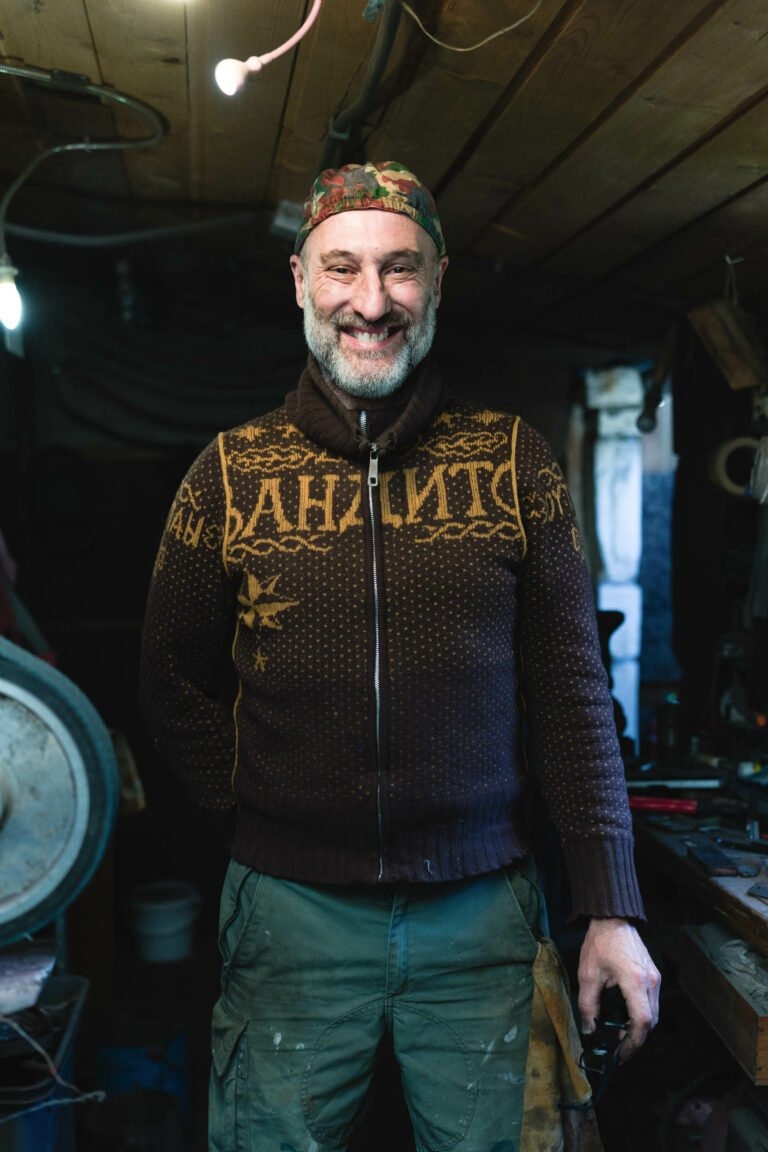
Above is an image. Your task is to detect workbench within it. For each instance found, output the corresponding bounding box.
[634,818,768,959]
[634,815,768,1084]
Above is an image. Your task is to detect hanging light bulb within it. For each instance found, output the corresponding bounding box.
[214,57,262,96]
[0,253,22,331]
[215,0,323,95]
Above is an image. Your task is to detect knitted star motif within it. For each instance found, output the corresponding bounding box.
[237,574,300,631]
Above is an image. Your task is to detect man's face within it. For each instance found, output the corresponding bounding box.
[289,210,448,399]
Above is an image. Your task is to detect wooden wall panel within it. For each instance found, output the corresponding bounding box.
[0,0,99,77]
[185,0,307,204]
[539,93,768,280]
[519,178,768,348]
[85,0,189,200]
[484,0,768,266]
[437,0,712,253]
[625,178,768,302]
[366,0,568,192]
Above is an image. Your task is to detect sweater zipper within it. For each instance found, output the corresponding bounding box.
[360,411,384,881]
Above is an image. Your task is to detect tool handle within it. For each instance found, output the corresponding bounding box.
[580,986,629,1104]
[596,985,629,1031]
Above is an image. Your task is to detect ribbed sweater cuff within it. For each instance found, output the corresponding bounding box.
[561,835,646,922]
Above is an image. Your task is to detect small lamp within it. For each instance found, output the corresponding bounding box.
[0,253,22,331]
[215,0,323,95]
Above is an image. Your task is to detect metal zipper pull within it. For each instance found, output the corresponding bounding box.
[360,411,380,488]
[368,444,379,488]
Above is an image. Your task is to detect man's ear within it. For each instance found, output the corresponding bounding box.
[433,256,449,308]
[289,254,306,309]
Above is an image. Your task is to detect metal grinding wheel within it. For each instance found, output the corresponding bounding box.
[0,636,119,947]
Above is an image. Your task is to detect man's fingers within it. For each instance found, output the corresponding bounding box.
[621,1003,654,1057]
[577,919,662,1059]
[618,969,662,1058]
[578,967,617,1034]
[578,993,600,1034]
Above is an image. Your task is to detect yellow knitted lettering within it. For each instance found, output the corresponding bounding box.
[169,507,185,540]
[169,507,204,548]
[448,461,493,517]
[338,488,364,533]
[538,464,568,520]
[243,479,293,535]
[298,474,339,531]
[404,465,450,524]
[491,460,519,518]
[380,471,403,528]
[183,512,205,548]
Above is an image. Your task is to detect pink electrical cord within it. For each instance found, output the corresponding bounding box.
[259,0,323,67]
[215,0,324,93]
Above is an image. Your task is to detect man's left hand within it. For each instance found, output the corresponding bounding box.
[577,917,661,1059]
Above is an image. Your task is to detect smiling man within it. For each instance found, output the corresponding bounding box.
[139,160,659,1152]
[292,206,447,398]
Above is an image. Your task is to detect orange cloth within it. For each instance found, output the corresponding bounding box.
[522,937,604,1152]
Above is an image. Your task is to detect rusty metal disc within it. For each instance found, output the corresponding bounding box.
[0,638,118,947]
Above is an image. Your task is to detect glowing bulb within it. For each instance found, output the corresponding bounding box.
[214,0,323,96]
[214,57,261,96]
[0,258,22,330]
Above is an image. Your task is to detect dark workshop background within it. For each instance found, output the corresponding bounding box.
[1,2,768,1150]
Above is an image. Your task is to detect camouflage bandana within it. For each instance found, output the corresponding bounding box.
[294,160,446,258]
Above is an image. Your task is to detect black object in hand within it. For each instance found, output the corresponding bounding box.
[579,986,629,1104]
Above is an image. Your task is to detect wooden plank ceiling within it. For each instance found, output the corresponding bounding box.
[1,0,768,363]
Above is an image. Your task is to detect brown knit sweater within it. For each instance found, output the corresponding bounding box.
[139,356,644,920]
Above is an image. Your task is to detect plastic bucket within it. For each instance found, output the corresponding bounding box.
[128,880,202,963]
[96,1030,190,1116]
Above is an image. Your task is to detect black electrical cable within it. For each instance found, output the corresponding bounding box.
[317,0,403,173]
[0,63,166,242]
[4,214,261,249]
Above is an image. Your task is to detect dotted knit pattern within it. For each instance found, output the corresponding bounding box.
[139,369,644,920]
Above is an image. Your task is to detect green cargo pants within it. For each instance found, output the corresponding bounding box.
[209,859,543,1152]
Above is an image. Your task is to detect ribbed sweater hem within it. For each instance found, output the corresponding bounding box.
[561,834,645,922]
[231,809,531,886]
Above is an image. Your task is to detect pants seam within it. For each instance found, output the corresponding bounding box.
[393,1003,477,1151]
[301,997,386,1143]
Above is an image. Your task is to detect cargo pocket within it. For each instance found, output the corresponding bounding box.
[212,1000,247,1078]
[217,860,269,989]
[502,863,541,962]
[210,1000,249,1152]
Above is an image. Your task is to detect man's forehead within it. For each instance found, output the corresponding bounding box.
[316,245,425,267]
[304,209,429,261]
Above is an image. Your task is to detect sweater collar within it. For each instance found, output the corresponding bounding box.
[284,353,450,462]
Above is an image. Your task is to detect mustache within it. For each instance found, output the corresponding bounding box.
[332,310,410,331]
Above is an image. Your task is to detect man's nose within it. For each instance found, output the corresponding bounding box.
[349,269,391,321]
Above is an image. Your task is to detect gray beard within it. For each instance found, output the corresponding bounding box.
[302,293,437,399]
